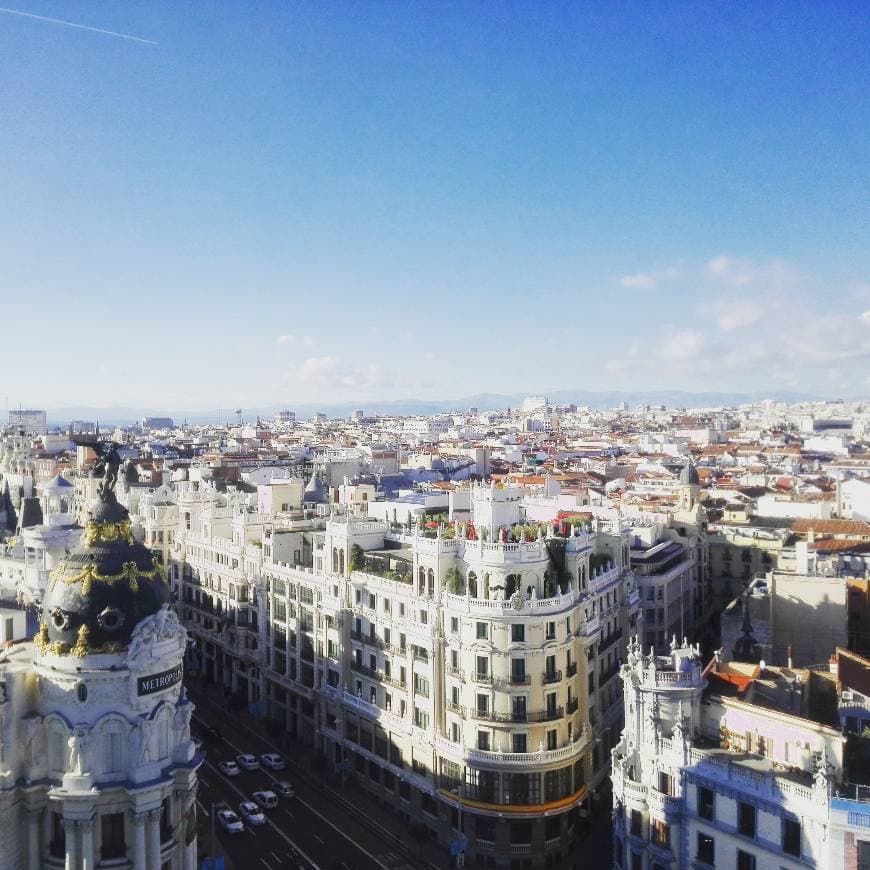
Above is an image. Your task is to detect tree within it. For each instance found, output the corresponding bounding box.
[350,544,364,572]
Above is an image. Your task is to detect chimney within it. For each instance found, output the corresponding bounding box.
[829,654,839,679]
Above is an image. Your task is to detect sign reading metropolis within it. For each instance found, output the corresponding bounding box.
[137,664,183,697]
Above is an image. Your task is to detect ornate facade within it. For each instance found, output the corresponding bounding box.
[0,480,199,869]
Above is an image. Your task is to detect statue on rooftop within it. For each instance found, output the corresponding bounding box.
[94,442,123,497]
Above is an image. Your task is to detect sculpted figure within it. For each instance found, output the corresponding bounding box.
[68,728,90,774]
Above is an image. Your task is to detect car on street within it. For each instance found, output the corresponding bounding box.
[252,790,279,810]
[238,801,266,826]
[218,760,240,777]
[236,753,260,771]
[260,752,285,770]
[198,724,222,743]
[274,780,295,798]
[216,807,244,834]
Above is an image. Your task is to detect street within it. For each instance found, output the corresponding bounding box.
[191,690,428,870]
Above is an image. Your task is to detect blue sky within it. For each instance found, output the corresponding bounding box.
[1,1,869,409]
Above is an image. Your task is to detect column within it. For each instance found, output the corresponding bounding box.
[146,808,161,870]
[27,810,41,867]
[80,818,95,870]
[64,819,79,870]
[130,813,146,870]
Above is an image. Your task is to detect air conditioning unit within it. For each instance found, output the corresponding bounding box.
[842,689,854,701]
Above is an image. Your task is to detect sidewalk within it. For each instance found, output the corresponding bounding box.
[189,684,452,870]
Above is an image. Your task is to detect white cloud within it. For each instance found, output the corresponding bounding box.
[659,330,704,361]
[619,272,657,290]
[706,255,797,289]
[860,310,870,324]
[295,356,384,391]
[302,335,314,347]
[276,334,296,345]
[713,299,763,331]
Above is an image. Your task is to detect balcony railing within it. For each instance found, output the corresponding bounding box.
[509,674,531,686]
[566,661,578,678]
[446,702,466,716]
[447,666,465,681]
[471,672,493,684]
[600,629,623,653]
[543,669,562,685]
[471,706,564,723]
[351,662,378,679]
[566,697,579,715]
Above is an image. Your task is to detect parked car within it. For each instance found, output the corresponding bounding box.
[218,760,240,777]
[238,801,266,826]
[236,753,260,771]
[216,808,244,834]
[274,780,295,798]
[260,752,285,770]
[252,790,279,810]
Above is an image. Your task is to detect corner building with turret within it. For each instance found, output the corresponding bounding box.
[171,479,641,868]
[0,483,199,869]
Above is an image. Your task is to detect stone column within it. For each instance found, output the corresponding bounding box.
[80,818,95,870]
[27,809,41,867]
[130,813,147,870]
[146,808,162,870]
[64,819,79,870]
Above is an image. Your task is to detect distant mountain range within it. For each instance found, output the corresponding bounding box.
[36,388,847,427]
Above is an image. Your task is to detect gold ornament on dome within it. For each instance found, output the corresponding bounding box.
[33,623,70,656]
[71,625,91,657]
[83,519,135,546]
[50,556,165,596]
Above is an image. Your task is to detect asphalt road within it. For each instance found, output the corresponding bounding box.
[192,698,419,870]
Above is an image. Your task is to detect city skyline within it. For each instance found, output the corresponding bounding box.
[2,2,869,406]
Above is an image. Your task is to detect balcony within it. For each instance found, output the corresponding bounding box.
[566,697,579,715]
[542,669,562,685]
[351,662,378,679]
[471,672,493,684]
[446,702,466,717]
[471,706,564,724]
[566,661,578,678]
[509,674,531,686]
[599,662,621,685]
[447,666,465,681]
[435,733,587,768]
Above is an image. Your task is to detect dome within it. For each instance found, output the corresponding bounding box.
[680,461,700,486]
[39,473,73,494]
[303,474,327,504]
[35,485,169,658]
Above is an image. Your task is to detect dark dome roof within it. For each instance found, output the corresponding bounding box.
[36,489,169,658]
[680,461,700,486]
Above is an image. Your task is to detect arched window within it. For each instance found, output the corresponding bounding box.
[339,550,345,575]
[418,567,426,595]
[506,574,520,598]
[427,568,435,597]
[332,548,338,572]
[468,571,478,598]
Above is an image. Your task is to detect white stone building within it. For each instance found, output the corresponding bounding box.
[0,482,199,869]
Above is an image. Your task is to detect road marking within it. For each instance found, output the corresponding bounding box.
[283,809,295,818]
[196,800,210,817]
[261,860,273,870]
[313,834,324,844]
[271,852,282,862]
[201,721,389,870]
[201,758,321,870]
[247,825,257,836]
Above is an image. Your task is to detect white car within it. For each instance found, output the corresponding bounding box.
[217,808,244,834]
[238,801,266,826]
[218,760,240,777]
[236,753,260,771]
[261,753,285,770]
[252,789,279,810]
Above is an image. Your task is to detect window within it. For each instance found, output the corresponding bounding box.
[629,809,642,837]
[451,617,459,634]
[512,733,527,753]
[697,785,715,821]
[546,729,557,750]
[736,851,756,870]
[782,818,801,857]
[478,730,491,751]
[477,694,489,716]
[738,802,756,838]
[476,656,488,679]
[511,624,525,642]
[414,706,429,730]
[476,622,488,640]
[657,771,673,796]
[546,621,556,639]
[651,819,669,848]
[50,813,65,858]
[414,674,430,698]
[631,852,642,870]
[696,833,714,865]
